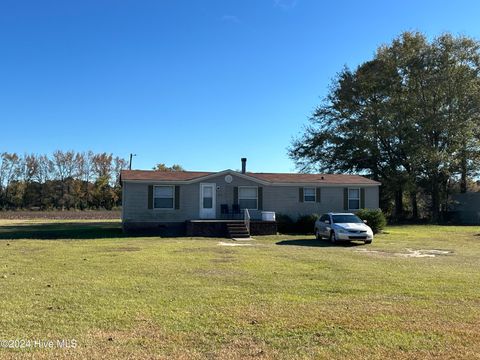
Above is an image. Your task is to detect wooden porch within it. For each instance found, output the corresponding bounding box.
[185,219,277,238]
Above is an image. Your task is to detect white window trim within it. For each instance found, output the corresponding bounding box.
[303,187,316,202]
[348,187,360,211]
[153,185,175,210]
[238,186,258,210]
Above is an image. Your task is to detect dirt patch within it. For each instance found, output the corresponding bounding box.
[355,248,453,258]
[211,256,237,263]
[215,337,276,359]
[103,247,141,252]
[175,246,235,254]
[398,249,452,258]
[218,242,253,247]
[0,210,121,220]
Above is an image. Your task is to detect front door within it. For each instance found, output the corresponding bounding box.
[199,183,216,219]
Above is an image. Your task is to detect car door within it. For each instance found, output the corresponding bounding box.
[318,215,328,236]
[324,215,333,236]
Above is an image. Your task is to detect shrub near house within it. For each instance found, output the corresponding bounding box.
[276,213,320,234]
[356,209,386,234]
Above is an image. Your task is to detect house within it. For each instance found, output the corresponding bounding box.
[120,158,381,237]
[448,192,480,224]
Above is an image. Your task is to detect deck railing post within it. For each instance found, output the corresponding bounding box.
[244,208,250,234]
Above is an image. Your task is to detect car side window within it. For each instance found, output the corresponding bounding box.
[320,215,328,222]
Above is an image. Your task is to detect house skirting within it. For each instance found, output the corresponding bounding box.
[186,220,277,237]
[123,220,277,237]
[249,221,277,235]
[122,221,186,236]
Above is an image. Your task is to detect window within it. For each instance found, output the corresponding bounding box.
[238,186,258,210]
[154,186,174,209]
[202,186,213,209]
[304,187,316,202]
[319,214,329,222]
[332,214,362,223]
[348,188,360,210]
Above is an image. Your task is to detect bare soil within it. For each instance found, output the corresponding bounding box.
[0,210,121,220]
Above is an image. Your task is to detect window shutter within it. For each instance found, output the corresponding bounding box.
[316,187,321,203]
[343,188,348,210]
[233,186,238,204]
[148,185,153,209]
[258,187,263,210]
[360,188,365,208]
[299,188,304,202]
[175,185,180,209]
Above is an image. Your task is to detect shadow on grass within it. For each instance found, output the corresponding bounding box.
[0,222,160,240]
[276,239,365,247]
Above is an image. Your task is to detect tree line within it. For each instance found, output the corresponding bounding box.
[290,32,480,221]
[0,151,128,210]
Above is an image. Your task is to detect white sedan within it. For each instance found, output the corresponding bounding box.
[314,213,373,244]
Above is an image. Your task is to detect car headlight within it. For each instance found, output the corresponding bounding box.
[337,229,348,234]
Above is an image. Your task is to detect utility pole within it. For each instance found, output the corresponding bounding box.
[129,153,137,170]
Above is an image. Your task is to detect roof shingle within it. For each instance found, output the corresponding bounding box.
[246,172,380,184]
[120,170,380,185]
[120,170,213,181]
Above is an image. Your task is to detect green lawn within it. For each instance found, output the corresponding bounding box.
[0,221,479,359]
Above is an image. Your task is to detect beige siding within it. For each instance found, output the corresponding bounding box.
[122,174,261,222]
[263,186,344,219]
[207,173,260,216]
[364,186,379,209]
[122,181,198,222]
[122,173,380,222]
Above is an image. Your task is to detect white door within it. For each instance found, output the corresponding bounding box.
[199,183,216,219]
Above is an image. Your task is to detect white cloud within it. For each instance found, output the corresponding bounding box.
[274,0,298,10]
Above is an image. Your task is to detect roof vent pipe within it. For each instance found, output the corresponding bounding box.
[241,158,247,174]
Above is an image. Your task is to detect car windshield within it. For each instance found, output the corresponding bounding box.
[331,215,363,224]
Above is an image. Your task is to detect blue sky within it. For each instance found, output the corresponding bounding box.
[1,0,479,173]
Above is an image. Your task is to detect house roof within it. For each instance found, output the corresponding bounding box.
[120,170,213,181]
[120,170,380,185]
[245,172,380,184]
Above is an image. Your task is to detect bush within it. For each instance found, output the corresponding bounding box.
[295,214,320,234]
[276,213,295,234]
[356,208,386,234]
[276,213,320,234]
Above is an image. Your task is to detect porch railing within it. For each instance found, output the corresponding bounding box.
[244,208,250,234]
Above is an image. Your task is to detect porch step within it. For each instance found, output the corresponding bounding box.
[226,222,250,239]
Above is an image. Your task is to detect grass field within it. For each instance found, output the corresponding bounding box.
[0,220,479,359]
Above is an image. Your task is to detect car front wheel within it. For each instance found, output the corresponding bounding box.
[364,239,372,244]
[315,229,321,240]
[330,231,337,243]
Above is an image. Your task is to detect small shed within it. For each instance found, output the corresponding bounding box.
[449,193,480,224]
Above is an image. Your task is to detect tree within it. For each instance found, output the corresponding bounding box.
[0,153,22,208]
[21,154,40,208]
[112,156,128,207]
[290,32,480,221]
[52,150,78,209]
[76,151,94,208]
[113,156,128,186]
[152,163,185,172]
[289,58,414,217]
[92,153,113,179]
[390,33,480,220]
[0,151,128,210]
